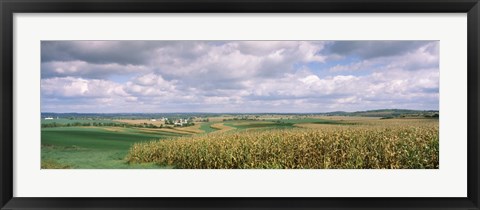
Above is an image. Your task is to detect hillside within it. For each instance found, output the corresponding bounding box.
[324,109,439,118]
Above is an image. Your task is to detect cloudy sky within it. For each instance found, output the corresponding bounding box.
[41,40,439,113]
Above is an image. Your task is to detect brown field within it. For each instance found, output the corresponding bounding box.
[112,119,208,134]
[142,128,193,135]
[210,123,235,132]
[102,127,126,132]
[169,123,205,134]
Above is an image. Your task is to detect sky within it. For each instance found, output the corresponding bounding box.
[41,41,439,113]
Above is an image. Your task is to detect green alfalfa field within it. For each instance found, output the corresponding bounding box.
[41,126,185,168]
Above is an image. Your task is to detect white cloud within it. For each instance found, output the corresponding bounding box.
[41,77,129,98]
[41,41,439,112]
[148,41,327,83]
[329,60,374,72]
[122,73,181,99]
[42,60,149,79]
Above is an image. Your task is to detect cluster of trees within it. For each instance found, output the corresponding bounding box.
[41,122,165,129]
[42,117,203,129]
[139,123,164,128]
[41,122,102,128]
[380,113,439,119]
[223,117,260,121]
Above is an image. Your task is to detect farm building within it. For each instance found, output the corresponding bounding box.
[174,119,189,126]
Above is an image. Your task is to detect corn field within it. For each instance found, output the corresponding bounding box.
[126,122,439,169]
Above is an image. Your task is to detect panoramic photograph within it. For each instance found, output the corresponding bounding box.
[41,40,439,169]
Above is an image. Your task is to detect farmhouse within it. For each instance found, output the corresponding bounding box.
[174,119,189,126]
[44,117,54,120]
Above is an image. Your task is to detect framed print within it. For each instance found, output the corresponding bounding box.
[1,0,479,209]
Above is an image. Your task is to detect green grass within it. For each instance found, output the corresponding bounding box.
[42,127,182,149]
[224,121,294,130]
[221,119,349,130]
[199,122,219,133]
[41,127,185,169]
[42,145,165,169]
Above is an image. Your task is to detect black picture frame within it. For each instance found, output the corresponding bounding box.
[1,0,479,209]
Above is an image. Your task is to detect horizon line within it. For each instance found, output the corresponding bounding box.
[40,109,440,114]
